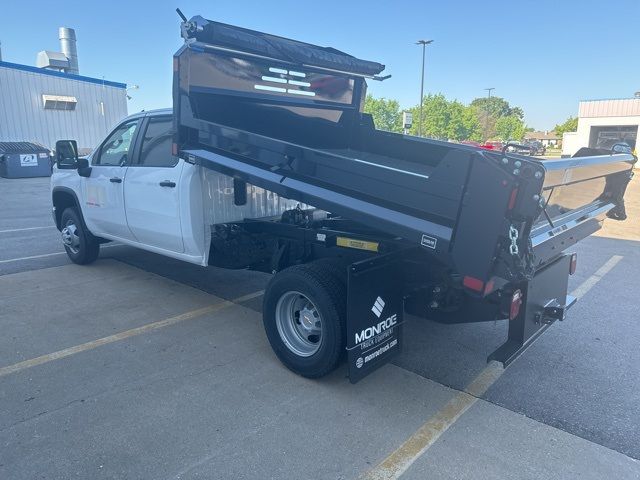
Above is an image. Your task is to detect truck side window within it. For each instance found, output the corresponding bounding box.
[138,117,177,167]
[94,120,139,166]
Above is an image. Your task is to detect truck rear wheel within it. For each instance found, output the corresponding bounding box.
[60,208,100,265]
[263,263,347,378]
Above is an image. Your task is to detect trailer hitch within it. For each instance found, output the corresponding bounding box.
[534,296,576,325]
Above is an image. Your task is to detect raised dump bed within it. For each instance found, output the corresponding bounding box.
[172,12,636,378]
[174,15,635,285]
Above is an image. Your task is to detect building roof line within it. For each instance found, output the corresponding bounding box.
[580,97,640,102]
[0,60,126,89]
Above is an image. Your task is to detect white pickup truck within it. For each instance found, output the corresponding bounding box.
[51,109,299,266]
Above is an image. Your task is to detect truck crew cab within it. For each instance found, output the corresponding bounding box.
[51,109,255,266]
[51,12,636,383]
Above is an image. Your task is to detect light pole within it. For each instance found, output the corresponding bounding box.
[483,87,495,141]
[416,39,434,137]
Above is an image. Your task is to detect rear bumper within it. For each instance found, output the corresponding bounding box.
[489,254,575,366]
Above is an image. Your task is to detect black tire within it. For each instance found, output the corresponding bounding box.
[303,257,348,288]
[60,207,100,265]
[263,263,347,378]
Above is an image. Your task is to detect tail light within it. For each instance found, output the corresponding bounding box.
[463,276,484,292]
[509,289,523,320]
[172,143,178,156]
[569,253,578,275]
[483,279,496,295]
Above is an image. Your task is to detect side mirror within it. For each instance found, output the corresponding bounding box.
[77,157,92,178]
[55,140,78,169]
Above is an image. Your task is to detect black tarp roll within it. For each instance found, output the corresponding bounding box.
[184,15,385,76]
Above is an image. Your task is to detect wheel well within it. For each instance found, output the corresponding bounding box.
[52,190,79,230]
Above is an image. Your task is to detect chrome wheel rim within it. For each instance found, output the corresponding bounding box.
[275,291,323,357]
[61,221,81,254]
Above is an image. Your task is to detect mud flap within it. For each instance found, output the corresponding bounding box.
[346,253,405,383]
[489,254,576,366]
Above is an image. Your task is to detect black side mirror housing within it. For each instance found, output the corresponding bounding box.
[55,140,79,169]
[77,157,92,178]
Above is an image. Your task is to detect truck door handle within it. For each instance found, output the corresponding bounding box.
[110,177,122,183]
[159,180,176,188]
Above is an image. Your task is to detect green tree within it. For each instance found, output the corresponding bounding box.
[470,96,525,140]
[495,115,526,141]
[363,95,402,133]
[510,106,525,121]
[447,101,482,141]
[462,106,484,142]
[408,94,451,139]
[553,116,578,136]
[470,96,524,120]
[408,94,482,140]
[365,93,524,143]
[475,107,498,141]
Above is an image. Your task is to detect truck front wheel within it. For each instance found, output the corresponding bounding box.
[263,263,346,378]
[60,208,100,265]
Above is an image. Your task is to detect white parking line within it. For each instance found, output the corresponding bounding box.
[570,255,623,298]
[0,290,264,378]
[0,244,122,264]
[360,254,624,480]
[0,226,54,234]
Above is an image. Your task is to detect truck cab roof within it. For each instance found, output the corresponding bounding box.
[125,108,172,121]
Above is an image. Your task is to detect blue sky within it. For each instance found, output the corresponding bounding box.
[1,0,638,129]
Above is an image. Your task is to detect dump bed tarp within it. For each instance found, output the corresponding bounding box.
[183,15,385,76]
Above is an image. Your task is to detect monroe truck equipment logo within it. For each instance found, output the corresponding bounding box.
[355,313,397,344]
[371,296,385,317]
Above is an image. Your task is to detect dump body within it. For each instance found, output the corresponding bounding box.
[174,16,635,292]
[172,13,636,378]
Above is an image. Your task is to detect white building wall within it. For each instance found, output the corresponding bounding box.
[0,63,127,152]
[562,99,640,156]
[561,132,580,156]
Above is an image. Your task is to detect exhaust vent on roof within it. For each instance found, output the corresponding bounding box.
[36,50,70,71]
[35,27,80,74]
[42,94,77,110]
[59,27,79,74]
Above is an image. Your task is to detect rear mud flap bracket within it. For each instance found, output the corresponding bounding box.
[489,255,575,366]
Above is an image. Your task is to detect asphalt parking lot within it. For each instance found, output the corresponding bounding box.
[1,175,639,479]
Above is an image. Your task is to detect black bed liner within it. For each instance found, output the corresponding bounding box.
[320,148,433,178]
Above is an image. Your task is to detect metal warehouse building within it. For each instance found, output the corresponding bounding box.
[0,27,127,153]
[562,98,639,157]
[0,61,127,152]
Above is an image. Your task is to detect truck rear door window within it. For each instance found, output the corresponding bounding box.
[139,117,177,167]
